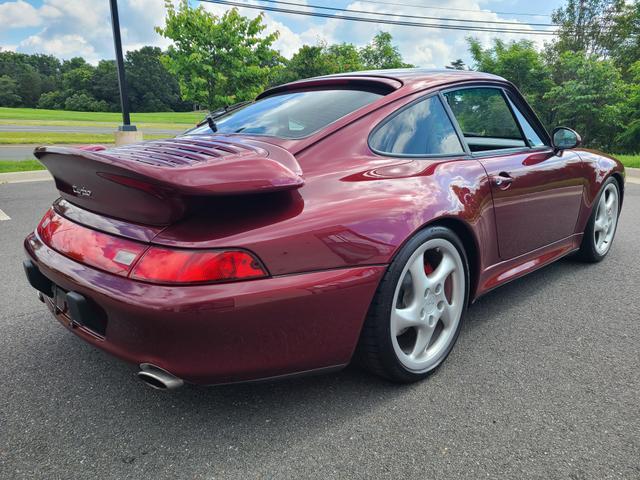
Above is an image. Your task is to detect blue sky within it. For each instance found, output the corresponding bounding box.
[0,0,565,67]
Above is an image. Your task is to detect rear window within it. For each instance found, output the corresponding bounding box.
[185,88,385,139]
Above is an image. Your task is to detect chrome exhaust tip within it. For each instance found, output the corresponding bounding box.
[137,363,184,390]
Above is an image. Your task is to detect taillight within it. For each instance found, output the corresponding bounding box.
[130,247,267,284]
[37,209,146,275]
[36,209,268,285]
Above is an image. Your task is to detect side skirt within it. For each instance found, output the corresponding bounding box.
[472,233,582,302]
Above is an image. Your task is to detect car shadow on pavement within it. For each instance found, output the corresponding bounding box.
[4,250,627,476]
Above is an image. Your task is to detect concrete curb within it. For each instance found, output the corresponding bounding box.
[0,170,52,184]
[627,166,640,177]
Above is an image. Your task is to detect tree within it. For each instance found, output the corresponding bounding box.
[543,51,626,150]
[64,92,109,112]
[446,59,468,70]
[608,1,640,77]
[156,1,281,109]
[616,60,640,151]
[23,53,61,94]
[125,46,187,112]
[273,42,364,84]
[37,91,65,110]
[0,75,21,107]
[360,32,413,69]
[61,57,89,74]
[91,60,119,111]
[468,38,554,125]
[62,62,94,95]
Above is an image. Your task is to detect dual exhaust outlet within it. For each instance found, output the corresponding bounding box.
[137,363,184,390]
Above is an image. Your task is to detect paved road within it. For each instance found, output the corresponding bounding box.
[0,125,186,135]
[0,181,638,480]
[0,145,37,161]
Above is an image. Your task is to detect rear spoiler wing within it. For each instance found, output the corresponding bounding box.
[35,136,304,225]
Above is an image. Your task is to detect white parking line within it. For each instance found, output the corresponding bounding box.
[0,208,10,221]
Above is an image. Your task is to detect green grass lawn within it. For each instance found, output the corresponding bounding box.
[0,119,196,130]
[0,160,45,173]
[615,154,640,168]
[0,107,203,125]
[0,132,168,145]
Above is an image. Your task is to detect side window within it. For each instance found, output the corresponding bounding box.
[443,88,526,152]
[369,95,464,156]
[506,94,546,147]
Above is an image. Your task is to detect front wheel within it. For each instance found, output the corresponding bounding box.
[578,178,621,262]
[356,226,469,383]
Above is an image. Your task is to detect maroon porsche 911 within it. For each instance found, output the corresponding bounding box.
[23,69,624,389]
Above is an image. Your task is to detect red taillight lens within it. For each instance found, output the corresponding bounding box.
[130,247,268,284]
[37,209,147,275]
[36,209,268,285]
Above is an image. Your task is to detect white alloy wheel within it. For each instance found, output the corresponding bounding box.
[593,182,619,256]
[390,238,465,372]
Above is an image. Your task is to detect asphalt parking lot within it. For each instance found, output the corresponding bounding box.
[1,180,638,480]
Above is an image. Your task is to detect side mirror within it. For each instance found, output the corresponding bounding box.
[552,127,582,151]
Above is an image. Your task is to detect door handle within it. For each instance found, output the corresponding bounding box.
[492,172,513,190]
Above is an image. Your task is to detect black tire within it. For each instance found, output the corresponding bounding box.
[356,225,469,383]
[577,177,621,263]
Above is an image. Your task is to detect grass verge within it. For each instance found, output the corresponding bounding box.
[614,154,640,169]
[0,119,194,130]
[0,132,167,144]
[0,160,45,173]
[0,107,203,125]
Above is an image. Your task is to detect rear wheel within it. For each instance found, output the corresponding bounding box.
[578,178,620,262]
[357,226,469,383]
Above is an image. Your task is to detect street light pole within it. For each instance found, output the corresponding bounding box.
[109,0,136,133]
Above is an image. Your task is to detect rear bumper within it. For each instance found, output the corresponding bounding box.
[24,232,385,385]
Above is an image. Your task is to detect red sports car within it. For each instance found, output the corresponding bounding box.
[24,69,624,389]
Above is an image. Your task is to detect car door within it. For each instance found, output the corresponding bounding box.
[442,85,584,260]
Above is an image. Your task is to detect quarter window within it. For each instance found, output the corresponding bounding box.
[506,94,546,147]
[369,96,464,156]
[443,88,527,152]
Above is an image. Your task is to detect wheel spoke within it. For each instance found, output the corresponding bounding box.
[605,191,615,210]
[440,302,455,327]
[599,193,607,214]
[391,307,420,336]
[411,325,435,358]
[594,217,606,233]
[408,252,429,298]
[429,251,456,287]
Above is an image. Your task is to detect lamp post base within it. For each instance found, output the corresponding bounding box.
[114,129,143,146]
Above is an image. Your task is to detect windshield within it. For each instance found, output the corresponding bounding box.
[184,88,385,139]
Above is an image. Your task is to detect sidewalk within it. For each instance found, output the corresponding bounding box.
[0,170,52,184]
[627,166,640,184]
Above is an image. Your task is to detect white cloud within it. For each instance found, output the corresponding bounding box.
[0,0,60,28]
[10,0,548,68]
[202,0,547,67]
[13,0,175,63]
[20,33,98,58]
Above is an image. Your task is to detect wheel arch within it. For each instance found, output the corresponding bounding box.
[390,216,481,304]
[431,217,480,303]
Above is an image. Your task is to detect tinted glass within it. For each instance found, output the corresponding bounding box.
[185,88,384,139]
[369,96,463,155]
[444,88,526,151]
[507,94,546,147]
